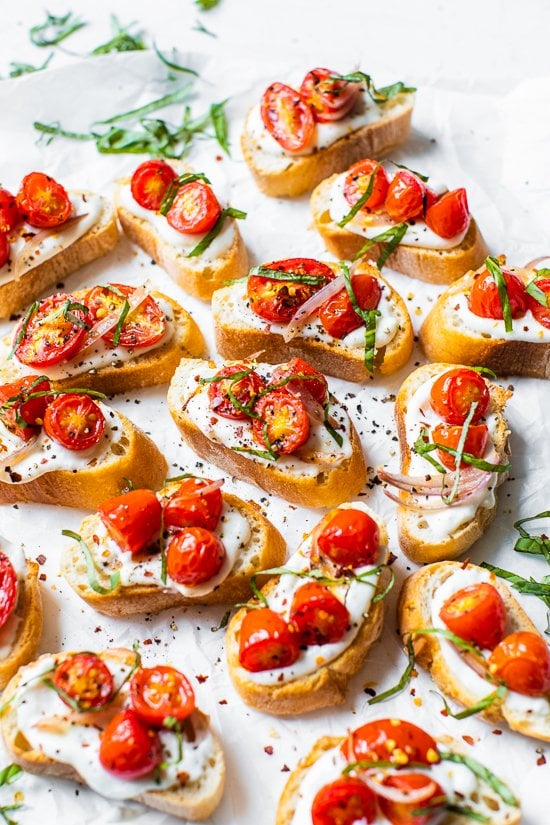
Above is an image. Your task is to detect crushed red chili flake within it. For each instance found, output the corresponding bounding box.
[537,754,546,766]
[492,729,502,735]
[39,573,47,581]
[196,674,208,684]
[219,699,228,705]
[462,735,475,746]
[143,639,153,645]
[264,746,274,755]
[281,765,290,772]
[35,554,46,566]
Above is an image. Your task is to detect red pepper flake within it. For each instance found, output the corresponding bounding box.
[143,638,153,645]
[460,557,471,570]
[196,674,208,684]
[462,735,475,746]
[219,699,228,705]
[35,554,46,565]
[281,764,290,772]
[39,573,47,581]
[537,754,546,766]
[492,729,503,735]
[264,746,274,755]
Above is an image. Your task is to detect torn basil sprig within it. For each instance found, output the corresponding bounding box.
[341,262,380,372]
[485,256,513,333]
[336,72,416,104]
[0,762,23,824]
[153,43,199,77]
[9,53,54,78]
[441,401,478,505]
[210,100,230,155]
[338,164,379,228]
[481,562,550,611]
[29,11,86,47]
[513,511,550,562]
[62,530,121,595]
[352,222,409,269]
[187,207,246,258]
[388,160,429,183]
[414,425,509,475]
[431,683,508,720]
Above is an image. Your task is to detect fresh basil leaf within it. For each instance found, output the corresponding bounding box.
[91,15,145,55]
[389,159,429,182]
[372,568,395,604]
[0,765,22,788]
[153,43,199,77]
[187,207,246,258]
[97,86,192,125]
[323,403,344,447]
[159,172,211,215]
[469,365,498,379]
[352,222,408,269]
[526,277,549,307]
[231,445,278,461]
[210,100,230,155]
[485,256,513,333]
[431,684,507,719]
[195,0,221,7]
[481,562,550,608]
[338,164,378,228]
[441,402,477,505]
[376,80,417,100]
[368,636,416,704]
[9,53,53,78]
[514,511,550,562]
[340,261,380,371]
[439,752,519,807]
[62,529,120,595]
[30,11,86,47]
[34,120,97,144]
[112,300,131,348]
[415,426,510,475]
[8,301,38,360]
[337,72,415,104]
[442,805,489,823]
[248,266,326,286]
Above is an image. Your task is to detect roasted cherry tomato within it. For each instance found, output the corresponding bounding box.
[166,180,221,235]
[0,189,20,233]
[99,708,162,780]
[440,582,506,649]
[527,277,550,330]
[0,376,52,441]
[238,607,299,673]
[425,188,470,239]
[430,368,490,426]
[166,527,226,586]
[432,422,489,471]
[208,364,265,420]
[261,82,315,152]
[385,170,425,222]
[311,777,376,825]
[378,773,445,825]
[130,160,177,211]
[468,269,528,319]
[98,489,162,555]
[0,553,18,630]
[270,357,328,406]
[289,582,349,646]
[163,477,223,531]
[14,293,88,368]
[319,273,382,339]
[247,257,334,324]
[343,159,389,211]
[130,665,195,727]
[488,631,550,696]
[43,394,105,451]
[300,68,360,123]
[317,508,379,568]
[16,172,72,228]
[344,719,440,766]
[252,389,310,455]
[0,233,8,268]
[85,283,166,349]
[53,653,114,710]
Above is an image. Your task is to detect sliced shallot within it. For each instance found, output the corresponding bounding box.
[79,281,152,354]
[524,255,550,270]
[359,773,439,805]
[282,274,345,342]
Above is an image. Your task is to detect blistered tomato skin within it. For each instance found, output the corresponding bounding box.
[238,607,299,672]
[319,273,382,339]
[166,527,226,586]
[468,270,529,319]
[166,181,221,235]
[425,188,470,239]
[163,477,223,531]
[130,666,195,727]
[432,422,489,470]
[208,364,265,420]
[311,777,376,825]
[378,773,446,825]
[440,582,506,649]
[43,394,106,451]
[270,357,329,406]
[0,376,52,441]
[247,258,334,324]
[130,160,177,211]
[252,390,310,455]
[430,368,490,426]
[85,283,166,349]
[0,553,18,630]
[300,68,360,124]
[261,83,315,152]
[16,172,72,229]
[98,489,162,555]
[53,653,114,710]
[14,293,89,369]
[343,159,389,211]
[289,582,350,646]
[0,189,21,233]
[528,277,550,329]
[488,631,550,696]
[385,171,425,222]
[317,509,380,568]
[99,708,162,780]
[344,719,440,766]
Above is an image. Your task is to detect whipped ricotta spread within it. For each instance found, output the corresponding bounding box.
[0,542,25,659]
[450,291,550,342]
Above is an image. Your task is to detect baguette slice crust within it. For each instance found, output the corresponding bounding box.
[311,173,489,284]
[0,560,42,691]
[395,362,511,563]
[241,94,414,198]
[0,649,225,821]
[398,561,550,741]
[421,264,550,378]
[167,358,366,508]
[212,261,414,382]
[0,196,119,320]
[61,491,286,616]
[0,410,167,509]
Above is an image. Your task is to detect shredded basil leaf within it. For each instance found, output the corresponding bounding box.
[469,365,498,379]
[29,11,86,47]
[8,301,39,361]
[338,164,378,228]
[0,765,22,788]
[431,684,507,719]
[97,86,192,126]
[164,472,196,483]
[388,160,429,182]
[159,172,211,215]
[481,562,550,608]
[352,222,409,269]
[248,266,327,286]
[211,610,231,632]
[9,54,54,78]
[341,261,380,371]
[368,636,416,704]
[439,751,519,807]
[195,0,221,8]
[91,15,145,55]
[337,72,416,104]
[62,529,120,595]
[112,299,131,348]
[323,403,344,447]
[513,510,550,562]
[210,99,230,155]
[485,256,513,333]
[526,277,549,307]
[414,424,510,475]
[153,43,199,77]
[441,401,478,505]
[372,568,395,604]
[187,207,246,258]
[193,19,216,37]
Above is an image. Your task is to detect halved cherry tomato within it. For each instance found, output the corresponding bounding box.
[300,68,360,123]
[99,708,162,780]
[317,508,379,568]
[430,368,490,426]
[14,294,89,368]
[488,631,550,696]
[166,180,221,235]
[425,188,470,239]
[85,284,166,349]
[166,527,225,586]
[208,364,265,420]
[440,582,506,649]
[344,159,389,211]
[238,607,299,672]
[311,777,376,825]
[0,189,20,233]
[319,273,382,339]
[378,773,445,825]
[385,171,425,222]
[289,582,349,646]
[130,665,195,727]
[0,376,52,441]
[252,389,310,455]
[528,277,550,330]
[0,233,8,268]
[0,553,18,630]
[98,489,162,555]
[16,172,72,229]
[270,357,328,406]
[424,187,439,210]
[344,719,440,766]
[53,653,114,710]
[247,258,334,324]
[468,269,528,319]
[261,82,315,152]
[163,477,223,531]
[130,160,177,211]
[432,422,489,470]
[43,394,105,451]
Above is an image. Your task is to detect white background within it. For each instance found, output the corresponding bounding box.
[1,1,549,823]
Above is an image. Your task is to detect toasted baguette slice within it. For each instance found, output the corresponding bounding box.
[276,730,520,825]
[311,173,488,283]
[0,410,167,509]
[394,363,511,563]
[1,649,225,820]
[61,487,286,616]
[167,358,366,508]
[242,93,414,198]
[212,261,414,382]
[398,561,550,741]
[0,558,42,691]
[421,261,550,377]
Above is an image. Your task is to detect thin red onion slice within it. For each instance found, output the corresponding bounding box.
[282,275,345,342]
[359,773,439,805]
[177,478,225,498]
[11,213,90,280]
[3,433,39,468]
[378,467,491,497]
[79,282,152,354]
[524,255,550,270]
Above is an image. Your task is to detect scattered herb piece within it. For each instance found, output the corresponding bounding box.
[432,684,507,720]
[341,261,380,372]
[388,160,429,182]
[368,637,416,704]
[338,165,378,228]
[153,43,199,77]
[187,207,246,258]
[485,256,513,333]
[211,610,231,632]
[337,72,416,104]
[29,11,86,47]
[439,751,519,807]
[195,0,221,8]
[513,511,550,561]
[91,15,145,55]
[97,86,193,126]
[248,266,327,286]
[210,99,230,155]
[9,53,54,78]
[193,19,216,37]
[352,222,409,269]
[62,529,120,595]
[8,301,38,360]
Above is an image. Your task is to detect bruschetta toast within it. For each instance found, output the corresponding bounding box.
[0,647,225,820]
[115,160,248,301]
[212,258,413,381]
[167,356,366,507]
[399,561,550,742]
[0,542,42,691]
